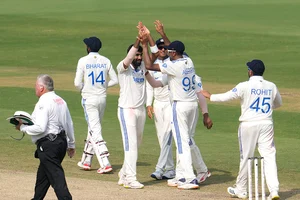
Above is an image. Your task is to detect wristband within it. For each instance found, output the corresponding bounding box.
[150,45,159,54]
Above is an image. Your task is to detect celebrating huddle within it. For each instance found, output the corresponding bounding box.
[75,20,214,190]
[74,20,282,200]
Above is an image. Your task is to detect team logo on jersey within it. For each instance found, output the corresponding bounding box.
[232,88,237,92]
[132,68,145,83]
[162,63,167,68]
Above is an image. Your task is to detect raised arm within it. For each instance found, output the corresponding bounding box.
[123,38,140,69]
[137,22,161,72]
[154,20,171,45]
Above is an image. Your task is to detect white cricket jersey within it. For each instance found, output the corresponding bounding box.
[194,75,203,93]
[117,60,148,108]
[74,52,118,98]
[20,91,75,148]
[146,70,169,106]
[159,57,197,102]
[210,76,282,122]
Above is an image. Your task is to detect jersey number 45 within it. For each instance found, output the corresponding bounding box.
[250,97,271,113]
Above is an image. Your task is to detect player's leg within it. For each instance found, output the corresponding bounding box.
[77,133,94,170]
[82,97,111,173]
[172,101,198,189]
[189,110,210,183]
[230,122,259,196]
[118,107,144,189]
[151,101,174,179]
[257,123,279,198]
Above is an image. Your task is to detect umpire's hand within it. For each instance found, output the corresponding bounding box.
[67,148,75,158]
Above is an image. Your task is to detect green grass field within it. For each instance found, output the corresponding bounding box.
[1,0,300,199]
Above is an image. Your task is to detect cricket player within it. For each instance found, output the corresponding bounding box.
[201,59,282,200]
[146,38,175,180]
[117,34,164,189]
[142,34,201,189]
[74,36,118,174]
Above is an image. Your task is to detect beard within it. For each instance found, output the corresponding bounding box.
[132,59,142,67]
[86,48,90,54]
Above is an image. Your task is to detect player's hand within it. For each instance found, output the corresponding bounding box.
[67,148,75,158]
[200,90,211,99]
[146,106,154,119]
[203,113,213,129]
[154,20,164,35]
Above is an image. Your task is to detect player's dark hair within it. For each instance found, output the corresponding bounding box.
[253,71,264,76]
[127,44,143,53]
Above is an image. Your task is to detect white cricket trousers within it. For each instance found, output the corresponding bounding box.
[153,100,174,172]
[82,96,110,167]
[236,121,279,194]
[82,96,106,142]
[172,101,198,182]
[190,110,208,174]
[118,106,146,182]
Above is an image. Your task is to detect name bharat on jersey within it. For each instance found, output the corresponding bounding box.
[86,63,107,69]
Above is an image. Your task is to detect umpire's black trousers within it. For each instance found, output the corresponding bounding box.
[32,133,72,200]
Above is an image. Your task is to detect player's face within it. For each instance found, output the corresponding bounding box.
[167,50,176,60]
[248,68,253,78]
[158,45,167,58]
[132,52,143,68]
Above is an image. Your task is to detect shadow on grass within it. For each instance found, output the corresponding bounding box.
[280,188,300,200]
[142,167,236,187]
[197,168,236,188]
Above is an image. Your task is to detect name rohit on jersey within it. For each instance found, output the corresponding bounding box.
[86,64,107,69]
[251,89,272,95]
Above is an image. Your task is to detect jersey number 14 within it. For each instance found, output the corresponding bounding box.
[88,71,105,85]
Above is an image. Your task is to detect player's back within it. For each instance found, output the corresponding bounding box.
[239,76,281,122]
[166,57,197,102]
[80,52,112,97]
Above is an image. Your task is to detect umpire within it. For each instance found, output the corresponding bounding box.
[16,74,75,200]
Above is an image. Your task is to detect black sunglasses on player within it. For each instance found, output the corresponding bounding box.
[158,46,165,50]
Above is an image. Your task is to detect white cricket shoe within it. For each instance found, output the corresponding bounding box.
[97,165,113,174]
[77,161,91,171]
[123,180,144,189]
[197,171,211,183]
[167,178,178,187]
[267,191,280,200]
[177,178,199,190]
[227,186,247,199]
[118,171,126,186]
[150,170,163,180]
[162,170,176,179]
